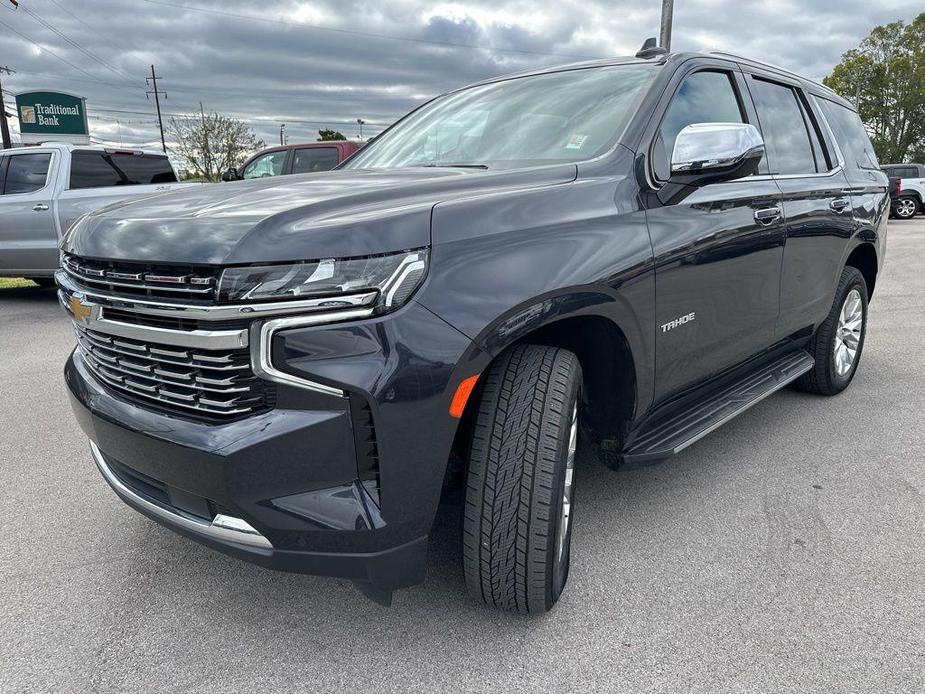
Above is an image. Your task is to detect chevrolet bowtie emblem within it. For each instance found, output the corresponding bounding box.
[69,295,93,321]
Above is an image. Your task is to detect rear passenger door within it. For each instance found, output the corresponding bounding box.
[742,72,857,337]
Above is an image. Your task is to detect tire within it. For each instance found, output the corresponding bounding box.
[30,277,56,288]
[794,266,868,396]
[893,196,918,219]
[462,344,582,614]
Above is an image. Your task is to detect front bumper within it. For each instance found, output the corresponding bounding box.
[65,300,481,591]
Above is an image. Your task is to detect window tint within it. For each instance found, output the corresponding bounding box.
[291,147,339,174]
[749,78,817,175]
[242,150,288,179]
[887,166,918,178]
[655,71,744,181]
[815,97,879,171]
[3,153,51,194]
[69,152,177,189]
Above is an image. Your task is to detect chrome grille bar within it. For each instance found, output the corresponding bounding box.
[75,326,266,418]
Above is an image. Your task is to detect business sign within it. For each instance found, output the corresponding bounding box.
[15,91,90,144]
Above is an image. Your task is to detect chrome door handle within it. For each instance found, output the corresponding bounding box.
[753,206,782,225]
[32,203,49,212]
[830,198,851,213]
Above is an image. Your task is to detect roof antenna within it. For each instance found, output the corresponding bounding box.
[636,37,669,59]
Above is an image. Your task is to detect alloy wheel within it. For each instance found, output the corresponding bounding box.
[833,288,863,377]
[895,198,917,218]
[556,401,578,567]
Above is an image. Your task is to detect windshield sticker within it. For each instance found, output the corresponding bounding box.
[566,134,588,150]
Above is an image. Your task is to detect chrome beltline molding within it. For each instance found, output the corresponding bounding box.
[90,441,273,550]
[252,307,376,397]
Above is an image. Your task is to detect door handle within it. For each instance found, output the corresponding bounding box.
[830,198,851,213]
[32,204,49,212]
[753,206,782,225]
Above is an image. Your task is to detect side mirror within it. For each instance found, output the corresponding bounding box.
[221,168,241,182]
[658,123,765,204]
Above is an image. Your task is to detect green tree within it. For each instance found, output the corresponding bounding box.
[824,13,925,163]
[318,129,346,141]
[168,112,264,182]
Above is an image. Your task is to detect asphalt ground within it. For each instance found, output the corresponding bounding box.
[1,219,923,693]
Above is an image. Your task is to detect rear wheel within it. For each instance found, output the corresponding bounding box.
[462,344,582,614]
[794,266,868,396]
[894,196,918,219]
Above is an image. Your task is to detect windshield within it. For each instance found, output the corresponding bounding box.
[343,64,657,170]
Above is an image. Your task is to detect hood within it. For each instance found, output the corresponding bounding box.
[63,165,577,265]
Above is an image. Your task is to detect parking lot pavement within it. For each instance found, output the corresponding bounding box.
[1,220,923,694]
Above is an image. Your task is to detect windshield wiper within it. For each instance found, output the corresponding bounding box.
[419,163,489,170]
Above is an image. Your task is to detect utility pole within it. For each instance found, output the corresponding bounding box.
[280,123,286,145]
[659,0,674,51]
[0,66,14,150]
[357,118,365,140]
[145,64,167,153]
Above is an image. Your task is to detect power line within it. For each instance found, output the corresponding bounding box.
[44,0,136,56]
[141,0,603,61]
[16,4,138,85]
[0,15,136,91]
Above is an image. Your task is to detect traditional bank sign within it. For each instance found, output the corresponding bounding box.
[15,91,90,145]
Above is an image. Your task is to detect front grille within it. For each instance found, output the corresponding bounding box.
[63,252,219,302]
[75,325,273,419]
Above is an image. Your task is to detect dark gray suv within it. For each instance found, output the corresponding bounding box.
[57,45,887,613]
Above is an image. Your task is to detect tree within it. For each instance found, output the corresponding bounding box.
[167,112,264,182]
[823,13,925,163]
[318,129,346,141]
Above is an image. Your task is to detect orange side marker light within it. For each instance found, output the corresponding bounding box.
[449,374,480,418]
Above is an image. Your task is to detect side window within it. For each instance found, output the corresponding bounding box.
[748,78,817,175]
[291,147,340,174]
[654,70,745,181]
[70,152,178,189]
[2,153,52,195]
[242,151,287,179]
[815,97,880,171]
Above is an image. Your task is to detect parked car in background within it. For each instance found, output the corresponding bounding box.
[881,162,924,219]
[221,141,362,181]
[0,143,191,285]
[58,46,887,613]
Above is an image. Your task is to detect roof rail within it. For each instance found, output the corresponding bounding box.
[707,50,838,95]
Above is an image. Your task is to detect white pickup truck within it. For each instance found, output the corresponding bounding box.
[0,143,193,285]
[882,162,925,219]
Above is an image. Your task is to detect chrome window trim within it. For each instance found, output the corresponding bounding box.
[252,307,376,397]
[56,270,377,321]
[90,441,273,550]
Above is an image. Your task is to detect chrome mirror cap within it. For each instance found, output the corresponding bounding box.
[671,122,765,174]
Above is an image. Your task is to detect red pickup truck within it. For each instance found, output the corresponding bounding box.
[222,141,362,181]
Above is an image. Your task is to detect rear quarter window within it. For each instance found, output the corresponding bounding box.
[815,97,880,171]
[69,151,177,189]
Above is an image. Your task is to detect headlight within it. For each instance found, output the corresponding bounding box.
[217,248,428,312]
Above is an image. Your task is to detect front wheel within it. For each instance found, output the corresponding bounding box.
[462,344,582,614]
[893,196,918,219]
[794,266,868,395]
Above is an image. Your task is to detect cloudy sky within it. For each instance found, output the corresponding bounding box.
[0,0,921,157]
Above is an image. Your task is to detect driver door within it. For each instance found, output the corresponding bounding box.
[644,65,786,402]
